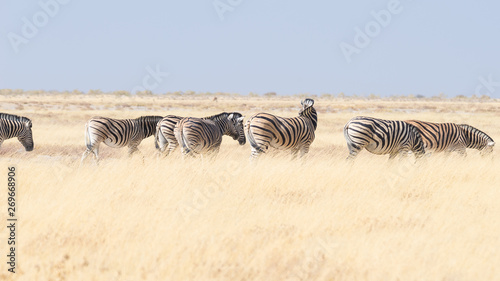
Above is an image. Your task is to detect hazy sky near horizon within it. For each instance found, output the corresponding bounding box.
[1,0,500,97]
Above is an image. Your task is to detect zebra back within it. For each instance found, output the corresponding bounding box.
[0,113,32,124]
[404,120,465,152]
[85,115,162,150]
[344,116,425,159]
[459,124,495,150]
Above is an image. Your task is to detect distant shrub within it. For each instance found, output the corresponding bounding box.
[112,90,131,97]
[136,90,153,96]
[87,89,103,95]
[321,93,334,99]
[454,95,467,100]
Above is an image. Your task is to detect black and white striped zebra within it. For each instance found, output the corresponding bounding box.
[245,98,318,159]
[174,112,245,157]
[344,116,425,160]
[155,114,218,157]
[155,115,183,156]
[404,120,495,156]
[0,113,34,151]
[81,115,162,163]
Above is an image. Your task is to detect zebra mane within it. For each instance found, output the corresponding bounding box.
[459,124,494,145]
[0,113,31,124]
[299,99,317,130]
[204,112,242,121]
[136,116,163,123]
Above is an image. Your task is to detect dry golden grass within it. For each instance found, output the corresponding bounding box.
[0,94,499,280]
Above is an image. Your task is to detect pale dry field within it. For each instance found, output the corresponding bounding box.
[0,94,499,281]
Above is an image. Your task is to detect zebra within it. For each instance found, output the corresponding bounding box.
[155,115,183,156]
[174,112,245,157]
[344,116,425,160]
[155,115,218,157]
[245,98,318,159]
[81,115,163,163]
[0,113,34,151]
[404,120,495,156]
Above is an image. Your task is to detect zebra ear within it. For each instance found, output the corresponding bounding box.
[228,113,234,120]
[301,98,314,108]
[488,141,495,146]
[237,117,244,122]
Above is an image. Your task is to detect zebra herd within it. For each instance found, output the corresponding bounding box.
[0,98,495,163]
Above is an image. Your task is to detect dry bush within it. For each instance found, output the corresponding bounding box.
[0,94,498,280]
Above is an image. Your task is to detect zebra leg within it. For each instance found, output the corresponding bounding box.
[180,145,195,158]
[456,148,467,157]
[80,149,91,164]
[454,144,467,157]
[250,144,268,160]
[299,145,310,158]
[249,137,269,159]
[346,143,361,160]
[81,143,99,165]
[166,141,179,157]
[207,146,220,161]
[93,145,100,163]
[388,150,408,160]
[128,145,140,157]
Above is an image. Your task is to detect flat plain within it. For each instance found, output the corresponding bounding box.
[0,93,499,280]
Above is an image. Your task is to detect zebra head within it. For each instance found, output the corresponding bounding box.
[299,98,318,130]
[481,141,495,156]
[227,113,246,145]
[459,124,495,155]
[18,118,34,151]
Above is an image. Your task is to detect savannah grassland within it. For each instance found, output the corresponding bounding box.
[0,93,499,281]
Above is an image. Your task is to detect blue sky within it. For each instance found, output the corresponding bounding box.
[1,0,500,97]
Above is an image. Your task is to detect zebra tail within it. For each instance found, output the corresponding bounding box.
[154,128,164,151]
[180,128,191,154]
[343,123,352,144]
[154,132,160,150]
[84,121,92,150]
[343,122,359,150]
[246,122,265,153]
